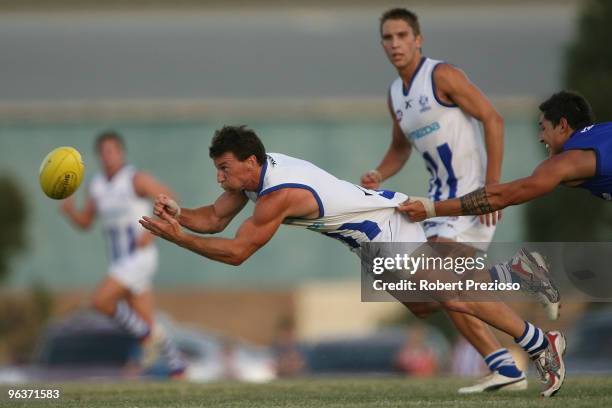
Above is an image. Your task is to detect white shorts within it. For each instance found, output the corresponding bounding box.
[108,246,158,294]
[375,211,428,243]
[423,216,496,251]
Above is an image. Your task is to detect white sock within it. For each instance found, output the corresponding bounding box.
[112,301,150,340]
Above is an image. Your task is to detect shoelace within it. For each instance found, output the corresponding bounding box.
[534,347,561,383]
[510,261,560,303]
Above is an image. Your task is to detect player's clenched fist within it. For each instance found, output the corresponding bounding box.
[360,169,382,190]
[154,194,181,219]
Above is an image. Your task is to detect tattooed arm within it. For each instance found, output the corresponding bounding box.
[399,150,595,221]
[436,150,595,216]
[458,187,495,215]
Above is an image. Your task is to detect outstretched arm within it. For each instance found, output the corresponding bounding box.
[400,149,596,220]
[140,192,289,266]
[60,195,96,230]
[154,191,248,234]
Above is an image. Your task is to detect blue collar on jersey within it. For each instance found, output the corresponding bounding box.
[402,56,427,96]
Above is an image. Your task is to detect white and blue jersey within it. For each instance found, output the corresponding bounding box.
[244,153,425,250]
[389,57,487,201]
[563,122,612,200]
[389,57,495,249]
[90,165,156,265]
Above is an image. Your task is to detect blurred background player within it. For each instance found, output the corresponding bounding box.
[394,325,438,377]
[360,8,521,393]
[60,130,186,377]
[271,317,305,378]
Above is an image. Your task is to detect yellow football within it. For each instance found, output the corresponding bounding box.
[39,146,85,199]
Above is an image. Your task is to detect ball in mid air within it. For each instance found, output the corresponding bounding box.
[39,146,85,199]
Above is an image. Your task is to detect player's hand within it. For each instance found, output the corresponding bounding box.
[154,194,180,219]
[139,211,184,244]
[479,210,503,226]
[397,199,427,222]
[360,170,382,190]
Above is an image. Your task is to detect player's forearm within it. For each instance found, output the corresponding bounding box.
[63,209,93,229]
[482,112,504,184]
[376,145,411,181]
[178,207,225,234]
[176,233,248,266]
[435,179,543,217]
[435,186,508,217]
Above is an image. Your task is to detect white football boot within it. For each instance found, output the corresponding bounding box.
[458,371,528,394]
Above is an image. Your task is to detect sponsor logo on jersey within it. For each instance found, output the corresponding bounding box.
[405,99,413,109]
[580,125,595,133]
[268,155,278,167]
[419,95,431,113]
[408,121,440,141]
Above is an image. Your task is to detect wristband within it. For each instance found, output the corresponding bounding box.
[166,199,181,218]
[410,196,437,219]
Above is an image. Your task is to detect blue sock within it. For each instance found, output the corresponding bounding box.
[515,321,549,358]
[484,348,523,378]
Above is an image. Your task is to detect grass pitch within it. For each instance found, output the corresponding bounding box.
[2,376,612,407]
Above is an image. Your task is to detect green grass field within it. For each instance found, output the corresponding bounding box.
[2,377,612,407]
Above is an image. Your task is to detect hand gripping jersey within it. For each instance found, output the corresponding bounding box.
[389,57,487,201]
[89,165,155,264]
[244,153,413,250]
[562,122,612,200]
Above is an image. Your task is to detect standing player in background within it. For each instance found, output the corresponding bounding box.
[360,8,524,393]
[60,130,186,377]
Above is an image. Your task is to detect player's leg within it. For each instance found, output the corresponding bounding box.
[92,275,152,340]
[393,216,564,397]
[91,275,129,316]
[427,234,525,392]
[105,249,166,370]
[400,298,525,391]
[127,290,187,377]
[439,299,565,397]
[125,288,154,330]
[399,300,501,359]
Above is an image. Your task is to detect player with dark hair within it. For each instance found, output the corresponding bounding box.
[140,125,566,397]
[400,90,602,219]
[61,130,186,377]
